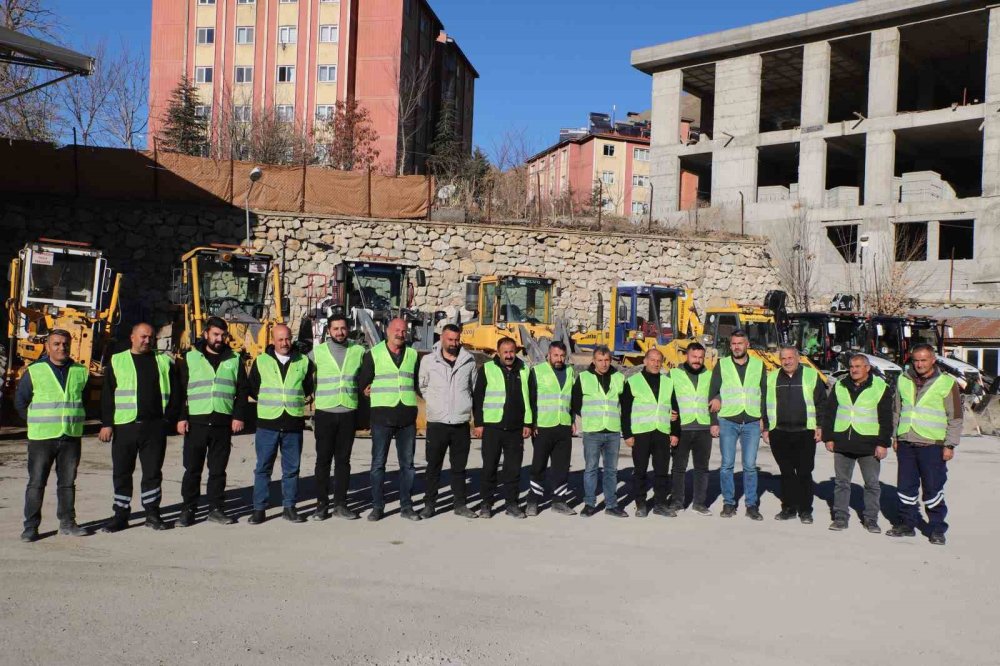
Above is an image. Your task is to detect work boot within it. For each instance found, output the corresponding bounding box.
[400,507,422,521]
[525,499,539,517]
[692,504,712,516]
[59,521,87,537]
[799,511,814,525]
[746,505,763,521]
[367,507,384,522]
[829,518,849,531]
[605,507,629,518]
[145,512,169,531]
[177,508,196,528]
[863,519,881,534]
[551,501,577,516]
[775,508,798,521]
[478,503,493,520]
[886,524,916,538]
[207,508,235,525]
[720,504,737,518]
[505,503,526,519]
[653,503,677,518]
[282,506,306,523]
[634,498,648,518]
[419,504,435,520]
[580,505,599,518]
[454,504,478,519]
[101,513,129,533]
[333,505,360,520]
[311,505,331,522]
[20,527,39,543]
[248,510,266,525]
[929,532,946,546]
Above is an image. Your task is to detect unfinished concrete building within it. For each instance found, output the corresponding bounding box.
[632,0,1000,307]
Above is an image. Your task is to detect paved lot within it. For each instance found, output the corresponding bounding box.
[0,429,997,665]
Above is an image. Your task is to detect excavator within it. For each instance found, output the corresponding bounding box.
[168,244,288,360]
[2,239,121,423]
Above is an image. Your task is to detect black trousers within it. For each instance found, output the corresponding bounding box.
[769,429,816,513]
[111,420,167,516]
[631,431,672,505]
[24,437,81,529]
[181,423,232,511]
[314,410,357,508]
[529,425,572,501]
[481,427,524,506]
[670,429,712,508]
[424,422,472,507]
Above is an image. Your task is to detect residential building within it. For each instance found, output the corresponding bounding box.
[632,0,1000,306]
[149,0,477,173]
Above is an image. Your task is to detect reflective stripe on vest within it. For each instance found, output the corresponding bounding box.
[579,371,624,433]
[897,374,955,441]
[626,372,674,435]
[314,341,364,411]
[185,349,239,416]
[111,350,173,425]
[370,342,417,408]
[765,366,819,430]
[255,353,308,419]
[833,376,887,436]
[718,356,764,419]
[26,362,87,439]
[482,362,532,425]
[532,363,573,428]
[670,367,711,426]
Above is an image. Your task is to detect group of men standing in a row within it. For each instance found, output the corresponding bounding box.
[18,316,961,546]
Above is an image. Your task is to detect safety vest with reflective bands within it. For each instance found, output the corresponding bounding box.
[833,376,887,436]
[313,341,364,411]
[369,342,417,408]
[185,349,239,416]
[482,362,532,425]
[26,361,87,439]
[255,353,308,419]
[579,371,624,433]
[111,351,172,425]
[896,373,955,442]
[718,356,764,419]
[532,363,573,428]
[670,366,711,426]
[765,366,819,431]
[627,372,674,435]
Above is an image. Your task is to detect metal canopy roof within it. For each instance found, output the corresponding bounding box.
[0,25,93,103]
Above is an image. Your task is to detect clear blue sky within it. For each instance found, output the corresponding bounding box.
[47,0,843,159]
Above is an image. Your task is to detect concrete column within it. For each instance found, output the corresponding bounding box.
[798,138,827,206]
[982,8,1000,195]
[864,130,896,205]
[650,70,683,213]
[801,41,831,127]
[712,55,761,206]
[868,28,900,118]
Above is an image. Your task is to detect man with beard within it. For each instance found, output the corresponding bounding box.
[176,317,249,527]
[472,337,532,519]
[709,330,767,520]
[417,323,478,519]
[668,342,714,515]
[526,341,576,516]
[100,322,180,532]
[310,315,364,521]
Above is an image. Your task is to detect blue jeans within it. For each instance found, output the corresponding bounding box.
[718,418,761,507]
[370,423,416,511]
[583,432,620,509]
[253,429,303,510]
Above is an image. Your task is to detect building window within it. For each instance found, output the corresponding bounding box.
[236,0,255,4]
[318,65,337,83]
[895,222,927,261]
[198,0,215,5]
[277,65,295,83]
[276,105,294,122]
[278,26,297,44]
[279,0,297,3]
[234,105,251,122]
[194,105,211,119]
[319,25,339,43]
[235,26,255,45]
[632,175,649,188]
[235,66,253,83]
[601,171,614,185]
[196,27,215,45]
[939,220,974,260]
[316,105,334,121]
[634,148,650,161]
[603,144,615,157]
[602,198,615,212]
[632,201,649,215]
[826,224,858,263]
[195,66,213,83]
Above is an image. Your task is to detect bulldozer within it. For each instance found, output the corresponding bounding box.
[2,239,121,423]
[571,282,703,367]
[168,244,288,359]
[459,273,571,363]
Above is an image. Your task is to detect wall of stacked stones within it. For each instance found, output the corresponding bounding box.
[1,197,782,335]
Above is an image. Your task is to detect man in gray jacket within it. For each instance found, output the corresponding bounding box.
[417,324,478,519]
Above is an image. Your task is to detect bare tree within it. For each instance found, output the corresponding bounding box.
[771,205,818,311]
[862,231,933,315]
[206,82,314,165]
[102,44,148,149]
[314,99,380,171]
[392,48,434,175]
[0,0,60,141]
[487,126,534,220]
[58,41,114,145]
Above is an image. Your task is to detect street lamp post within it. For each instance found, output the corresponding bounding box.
[245,167,263,247]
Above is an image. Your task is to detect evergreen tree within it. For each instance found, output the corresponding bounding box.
[426,95,465,181]
[160,75,207,155]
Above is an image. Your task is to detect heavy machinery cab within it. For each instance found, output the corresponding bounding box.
[610,283,682,355]
[461,274,564,362]
[788,312,867,371]
[703,307,779,353]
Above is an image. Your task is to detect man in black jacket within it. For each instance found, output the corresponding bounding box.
[822,354,893,533]
[473,337,531,519]
[669,343,714,515]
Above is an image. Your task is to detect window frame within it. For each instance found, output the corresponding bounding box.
[234,66,253,84]
[195,66,213,84]
[603,144,615,157]
[196,27,215,45]
[317,64,337,83]
[235,26,255,45]
[276,65,296,83]
[318,24,339,43]
[278,25,298,44]
[276,104,294,122]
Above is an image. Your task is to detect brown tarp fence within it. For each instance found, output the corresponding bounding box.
[0,139,432,219]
